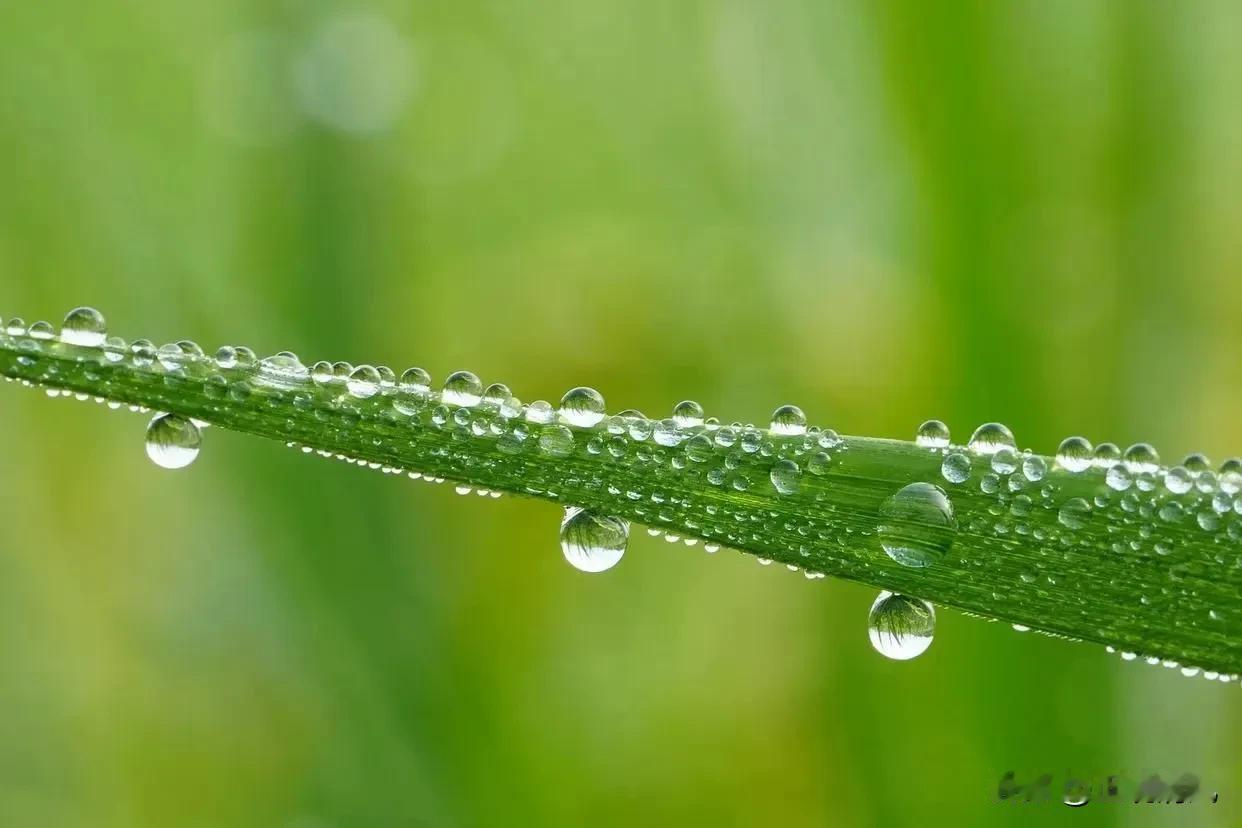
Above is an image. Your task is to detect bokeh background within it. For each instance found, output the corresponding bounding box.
[1,1,1240,825]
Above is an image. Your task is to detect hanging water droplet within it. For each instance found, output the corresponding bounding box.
[769,404,807,436]
[442,371,483,407]
[1123,443,1160,475]
[558,386,606,427]
[915,419,950,449]
[867,591,935,660]
[967,422,1015,456]
[941,452,971,485]
[346,365,381,399]
[1056,436,1093,473]
[878,482,957,568]
[559,506,628,573]
[59,306,107,347]
[671,400,705,428]
[1057,497,1091,530]
[770,459,802,495]
[145,414,202,470]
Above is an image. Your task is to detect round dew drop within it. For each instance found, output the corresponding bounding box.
[1057,497,1091,530]
[966,422,1016,456]
[442,371,483,407]
[558,386,606,428]
[671,400,705,429]
[770,459,802,495]
[769,405,807,437]
[1123,443,1160,475]
[878,482,957,568]
[915,419,950,449]
[559,507,629,573]
[868,592,936,661]
[145,414,202,470]
[346,365,382,399]
[941,452,971,485]
[59,306,107,347]
[1056,436,1093,473]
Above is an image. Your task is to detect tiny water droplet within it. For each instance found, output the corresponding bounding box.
[878,482,957,568]
[868,591,935,660]
[59,307,107,347]
[558,386,606,427]
[1056,436,1093,473]
[145,414,202,470]
[770,459,802,495]
[559,507,628,573]
[443,371,483,407]
[915,419,950,448]
[967,422,1015,456]
[769,404,807,437]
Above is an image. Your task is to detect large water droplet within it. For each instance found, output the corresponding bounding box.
[868,591,935,660]
[559,507,628,573]
[770,459,802,495]
[878,482,957,568]
[145,414,202,470]
[443,371,483,407]
[967,422,1015,456]
[558,386,606,427]
[346,365,381,399]
[671,400,705,429]
[769,404,807,436]
[1056,436,1093,473]
[915,419,950,449]
[59,306,107,347]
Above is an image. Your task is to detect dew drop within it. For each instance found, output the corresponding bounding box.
[967,422,1015,456]
[538,425,575,457]
[1163,466,1193,495]
[443,371,483,407]
[769,404,807,437]
[653,419,682,447]
[1057,497,1091,530]
[878,482,957,568]
[991,447,1019,475]
[770,459,802,495]
[346,365,381,399]
[1123,443,1160,475]
[671,400,705,428]
[1021,455,1047,482]
[256,352,309,387]
[868,591,935,660]
[915,419,950,449]
[1092,442,1122,468]
[1056,436,1093,473]
[941,452,971,484]
[59,306,107,347]
[145,414,202,470]
[558,386,606,427]
[559,507,628,573]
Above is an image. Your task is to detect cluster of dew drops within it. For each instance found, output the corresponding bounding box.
[4,308,1241,675]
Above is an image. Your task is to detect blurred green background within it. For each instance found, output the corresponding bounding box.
[1,1,1240,825]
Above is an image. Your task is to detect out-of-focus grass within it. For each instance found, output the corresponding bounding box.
[1,2,1240,826]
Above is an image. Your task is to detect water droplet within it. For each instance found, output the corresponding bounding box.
[481,383,512,410]
[1106,465,1132,491]
[558,386,606,427]
[915,419,950,449]
[684,434,713,463]
[256,352,309,387]
[671,400,705,428]
[868,592,935,660]
[346,365,381,398]
[59,307,107,347]
[28,321,54,341]
[1218,459,1241,494]
[4,318,26,336]
[145,414,202,470]
[1123,443,1160,475]
[941,452,971,484]
[770,459,802,495]
[1056,436,1093,473]
[807,451,832,475]
[559,507,628,573]
[1163,466,1193,495]
[769,404,807,437]
[1057,497,1091,530]
[538,425,575,457]
[991,447,1019,475]
[878,482,957,568]
[653,419,682,447]
[1021,455,1047,482]
[443,371,483,407]
[967,422,1015,456]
